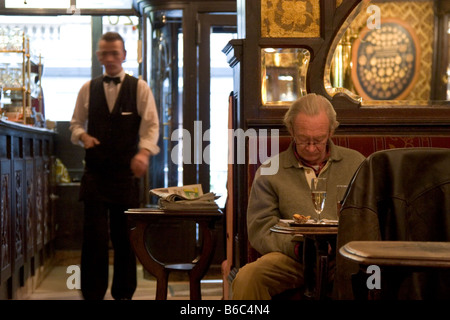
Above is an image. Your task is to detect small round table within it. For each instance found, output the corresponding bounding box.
[270,221,338,300]
[126,207,223,300]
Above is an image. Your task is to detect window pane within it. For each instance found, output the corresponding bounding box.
[0,15,92,121]
[5,0,70,8]
[41,16,91,122]
[0,15,140,122]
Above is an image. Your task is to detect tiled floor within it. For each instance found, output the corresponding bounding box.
[26,264,224,300]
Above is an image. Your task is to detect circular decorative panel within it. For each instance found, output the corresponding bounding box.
[351,18,421,100]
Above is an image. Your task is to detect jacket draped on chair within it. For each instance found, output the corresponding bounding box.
[334,148,450,299]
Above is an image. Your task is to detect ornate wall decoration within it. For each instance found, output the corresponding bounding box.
[346,1,433,101]
[352,18,420,100]
[261,0,320,38]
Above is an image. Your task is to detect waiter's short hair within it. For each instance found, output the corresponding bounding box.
[100,32,125,51]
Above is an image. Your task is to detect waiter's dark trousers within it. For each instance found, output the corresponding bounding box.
[80,200,137,300]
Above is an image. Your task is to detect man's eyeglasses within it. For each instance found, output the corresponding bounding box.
[294,138,328,148]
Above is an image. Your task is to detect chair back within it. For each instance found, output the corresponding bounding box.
[335,147,450,299]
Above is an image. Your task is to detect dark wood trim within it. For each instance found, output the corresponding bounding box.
[438,0,450,13]
[431,1,449,100]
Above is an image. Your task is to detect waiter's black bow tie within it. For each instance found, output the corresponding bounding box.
[103,76,121,84]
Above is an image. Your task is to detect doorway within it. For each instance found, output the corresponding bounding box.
[148,11,236,207]
[198,13,237,208]
[145,8,236,267]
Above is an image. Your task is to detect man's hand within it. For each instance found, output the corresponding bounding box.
[81,133,100,149]
[131,148,150,178]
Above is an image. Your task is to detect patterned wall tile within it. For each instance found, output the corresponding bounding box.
[261,0,321,38]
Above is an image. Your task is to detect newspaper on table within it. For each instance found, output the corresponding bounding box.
[150,184,220,210]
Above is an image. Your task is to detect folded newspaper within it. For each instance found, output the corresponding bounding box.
[150,184,220,210]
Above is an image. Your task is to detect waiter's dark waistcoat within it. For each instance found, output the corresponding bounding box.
[80,74,141,204]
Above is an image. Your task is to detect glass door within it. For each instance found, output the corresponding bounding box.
[146,10,236,210]
[197,13,237,208]
[147,10,183,199]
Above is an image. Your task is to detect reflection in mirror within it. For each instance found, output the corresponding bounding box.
[261,48,310,106]
[325,0,450,105]
[325,0,368,103]
[447,19,450,100]
[328,27,361,102]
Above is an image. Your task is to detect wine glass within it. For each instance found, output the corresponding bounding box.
[311,177,327,223]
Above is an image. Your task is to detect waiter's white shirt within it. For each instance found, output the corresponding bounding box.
[69,70,160,156]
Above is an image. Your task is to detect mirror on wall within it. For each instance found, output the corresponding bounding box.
[325,0,450,106]
[261,47,310,106]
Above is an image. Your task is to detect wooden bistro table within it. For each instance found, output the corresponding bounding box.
[340,241,450,299]
[126,207,223,300]
[270,220,338,300]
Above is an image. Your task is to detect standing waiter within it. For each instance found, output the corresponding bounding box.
[70,32,160,300]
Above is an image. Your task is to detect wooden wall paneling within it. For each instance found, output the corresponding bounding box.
[1,158,12,285]
[0,123,55,299]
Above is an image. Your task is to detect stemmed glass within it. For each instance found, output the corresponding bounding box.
[311,177,327,223]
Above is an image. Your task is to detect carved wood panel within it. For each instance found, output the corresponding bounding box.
[43,157,51,245]
[25,158,35,260]
[34,158,43,250]
[13,160,24,268]
[1,159,11,283]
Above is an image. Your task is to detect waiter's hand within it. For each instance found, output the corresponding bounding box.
[80,133,100,149]
[131,148,150,177]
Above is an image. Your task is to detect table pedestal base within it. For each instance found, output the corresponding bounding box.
[126,209,222,300]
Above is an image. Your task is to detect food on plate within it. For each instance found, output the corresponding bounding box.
[292,213,310,224]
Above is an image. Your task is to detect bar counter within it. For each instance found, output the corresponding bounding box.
[0,118,55,299]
